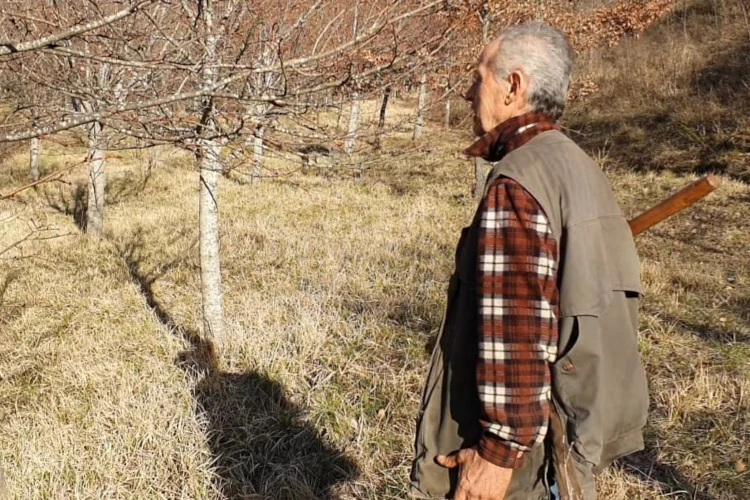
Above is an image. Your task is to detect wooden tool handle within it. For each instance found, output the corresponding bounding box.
[628,174,719,236]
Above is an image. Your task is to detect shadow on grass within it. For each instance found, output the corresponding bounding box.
[565,0,750,183]
[106,172,145,206]
[626,302,749,498]
[41,183,87,231]
[39,173,145,233]
[618,446,717,500]
[116,233,358,499]
[0,269,25,327]
[619,403,748,499]
[190,370,357,499]
[643,297,750,345]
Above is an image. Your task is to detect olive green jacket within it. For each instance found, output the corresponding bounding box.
[410,131,649,499]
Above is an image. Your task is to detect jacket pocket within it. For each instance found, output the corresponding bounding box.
[552,292,648,467]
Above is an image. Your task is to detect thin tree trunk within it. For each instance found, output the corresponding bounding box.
[336,97,344,130]
[251,124,264,184]
[353,0,359,39]
[474,7,491,196]
[86,121,106,237]
[198,0,225,344]
[199,138,225,343]
[378,85,391,130]
[444,97,451,131]
[413,74,427,141]
[345,92,360,154]
[375,85,391,150]
[29,136,40,181]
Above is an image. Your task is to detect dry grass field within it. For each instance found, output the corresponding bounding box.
[1,0,749,498]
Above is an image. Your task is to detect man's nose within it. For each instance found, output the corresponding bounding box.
[463,82,477,102]
[463,81,476,102]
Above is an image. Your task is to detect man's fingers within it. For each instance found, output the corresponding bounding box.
[436,454,459,468]
[437,448,474,469]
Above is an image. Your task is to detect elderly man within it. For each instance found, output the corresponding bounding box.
[410,23,649,500]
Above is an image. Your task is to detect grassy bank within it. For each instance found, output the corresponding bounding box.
[1,0,749,498]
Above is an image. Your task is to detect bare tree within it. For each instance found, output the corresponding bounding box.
[29,136,41,181]
[413,74,428,141]
[443,79,451,130]
[86,120,107,237]
[345,92,361,154]
[0,0,455,352]
[375,84,391,149]
[196,0,226,343]
[473,0,492,199]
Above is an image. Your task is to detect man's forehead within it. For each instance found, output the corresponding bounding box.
[478,39,500,68]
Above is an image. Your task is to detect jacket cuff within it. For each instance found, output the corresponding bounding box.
[477,432,526,469]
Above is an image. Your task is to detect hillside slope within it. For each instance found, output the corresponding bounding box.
[1,0,749,499]
[567,0,750,182]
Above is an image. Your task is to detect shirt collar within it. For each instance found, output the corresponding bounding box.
[463,112,560,162]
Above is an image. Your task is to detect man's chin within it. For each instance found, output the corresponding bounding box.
[472,120,486,137]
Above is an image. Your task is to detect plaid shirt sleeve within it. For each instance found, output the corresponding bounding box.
[476,177,560,469]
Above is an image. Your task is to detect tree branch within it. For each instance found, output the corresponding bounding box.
[0,0,155,56]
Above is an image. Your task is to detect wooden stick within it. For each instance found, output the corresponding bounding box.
[628,174,719,236]
[549,407,583,500]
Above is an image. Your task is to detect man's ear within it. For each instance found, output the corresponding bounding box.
[506,70,527,105]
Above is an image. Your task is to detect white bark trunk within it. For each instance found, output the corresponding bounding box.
[345,93,360,154]
[199,138,225,343]
[198,0,225,344]
[353,0,359,39]
[444,97,451,131]
[29,136,40,181]
[413,75,427,141]
[473,8,490,199]
[86,121,106,237]
[336,99,344,130]
[251,125,264,184]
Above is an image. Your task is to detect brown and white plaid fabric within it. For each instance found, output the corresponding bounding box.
[464,112,561,162]
[472,113,561,469]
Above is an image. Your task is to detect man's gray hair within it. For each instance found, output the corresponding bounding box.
[491,22,573,119]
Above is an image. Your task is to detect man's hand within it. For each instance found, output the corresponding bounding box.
[437,448,513,500]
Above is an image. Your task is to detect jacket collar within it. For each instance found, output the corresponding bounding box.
[463,112,560,162]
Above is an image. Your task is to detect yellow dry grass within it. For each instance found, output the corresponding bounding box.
[2,125,749,499]
[1,0,749,498]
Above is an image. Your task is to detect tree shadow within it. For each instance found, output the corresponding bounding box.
[106,172,143,206]
[623,298,750,498]
[643,297,750,345]
[41,183,87,231]
[0,269,25,327]
[565,0,750,182]
[617,402,749,499]
[190,370,357,499]
[115,232,357,499]
[617,444,717,500]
